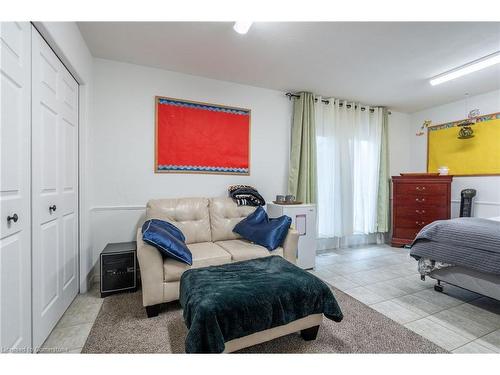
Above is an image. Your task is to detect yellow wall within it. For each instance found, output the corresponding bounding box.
[427,116,500,176]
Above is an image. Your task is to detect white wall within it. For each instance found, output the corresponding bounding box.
[388,111,411,177]
[89,59,412,262]
[409,89,500,218]
[34,22,94,292]
[89,58,292,263]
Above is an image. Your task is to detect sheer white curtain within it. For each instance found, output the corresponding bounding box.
[316,98,383,246]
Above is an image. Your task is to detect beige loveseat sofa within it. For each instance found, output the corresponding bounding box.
[137,197,299,317]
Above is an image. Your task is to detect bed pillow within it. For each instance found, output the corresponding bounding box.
[142,219,192,265]
[233,206,292,250]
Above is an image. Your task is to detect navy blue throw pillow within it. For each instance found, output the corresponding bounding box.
[142,219,192,265]
[233,207,292,250]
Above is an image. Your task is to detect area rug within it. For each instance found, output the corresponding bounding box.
[82,285,447,353]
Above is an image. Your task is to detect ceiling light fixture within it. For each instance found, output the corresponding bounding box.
[430,51,500,86]
[233,21,253,35]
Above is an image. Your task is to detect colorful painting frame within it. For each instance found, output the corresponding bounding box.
[427,112,500,176]
[154,96,251,175]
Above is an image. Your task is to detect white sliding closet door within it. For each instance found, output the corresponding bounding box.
[0,22,32,353]
[31,26,79,350]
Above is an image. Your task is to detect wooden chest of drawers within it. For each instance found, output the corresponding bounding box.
[391,175,452,247]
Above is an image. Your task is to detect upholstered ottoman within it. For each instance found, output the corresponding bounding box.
[179,256,343,353]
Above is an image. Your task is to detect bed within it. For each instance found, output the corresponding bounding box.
[409,216,500,301]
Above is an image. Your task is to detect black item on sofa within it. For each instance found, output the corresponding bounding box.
[100,242,138,298]
[228,184,266,206]
[179,256,343,353]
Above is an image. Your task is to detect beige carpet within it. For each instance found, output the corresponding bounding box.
[82,287,447,354]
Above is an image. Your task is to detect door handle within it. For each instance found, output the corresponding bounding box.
[7,213,19,223]
[49,205,57,213]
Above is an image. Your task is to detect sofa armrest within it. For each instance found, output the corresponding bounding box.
[282,229,299,264]
[136,228,164,307]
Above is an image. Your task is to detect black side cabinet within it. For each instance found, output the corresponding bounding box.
[100,241,138,298]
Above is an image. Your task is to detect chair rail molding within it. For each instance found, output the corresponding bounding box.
[90,205,146,212]
[450,200,500,207]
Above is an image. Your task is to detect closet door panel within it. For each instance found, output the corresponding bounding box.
[41,106,58,190]
[31,27,61,350]
[40,222,59,313]
[37,40,59,217]
[60,73,78,214]
[31,26,79,349]
[62,213,77,289]
[58,63,78,308]
[0,22,31,353]
[61,112,78,292]
[0,237,27,349]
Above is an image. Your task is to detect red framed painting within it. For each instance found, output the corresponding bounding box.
[155,96,251,175]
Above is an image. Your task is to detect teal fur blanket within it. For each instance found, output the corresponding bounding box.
[180,256,343,353]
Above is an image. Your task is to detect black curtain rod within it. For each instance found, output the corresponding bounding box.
[285,93,391,114]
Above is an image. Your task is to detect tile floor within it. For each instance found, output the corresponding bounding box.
[313,245,500,353]
[40,244,500,353]
[39,283,103,353]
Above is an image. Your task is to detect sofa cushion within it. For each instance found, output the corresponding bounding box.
[233,206,292,250]
[163,242,231,282]
[146,198,211,244]
[215,239,283,262]
[142,219,192,265]
[209,197,257,242]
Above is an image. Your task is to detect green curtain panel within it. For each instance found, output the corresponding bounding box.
[288,92,317,204]
[377,108,390,233]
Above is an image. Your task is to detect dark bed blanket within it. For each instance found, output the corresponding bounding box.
[410,217,500,275]
[179,256,343,353]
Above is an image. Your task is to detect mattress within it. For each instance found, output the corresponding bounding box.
[410,217,500,276]
[415,216,500,301]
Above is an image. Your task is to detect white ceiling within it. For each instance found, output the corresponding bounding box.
[78,22,500,113]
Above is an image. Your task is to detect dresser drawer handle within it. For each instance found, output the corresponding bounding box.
[415,221,426,226]
[415,198,426,203]
[416,186,426,191]
[416,209,426,214]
